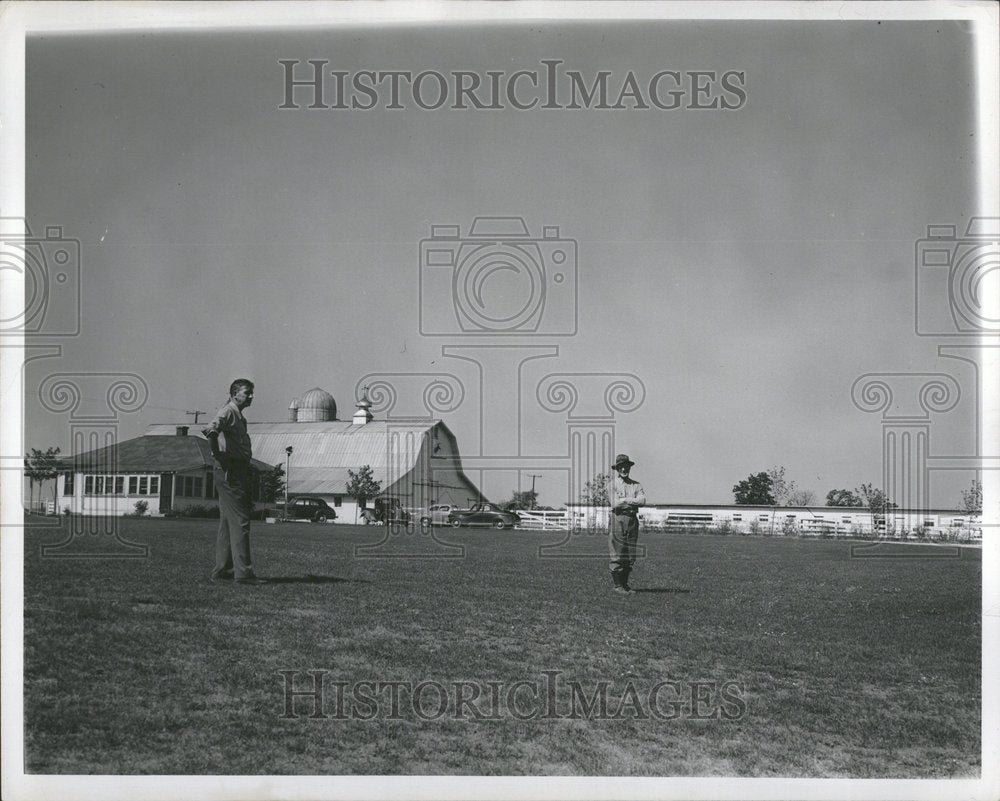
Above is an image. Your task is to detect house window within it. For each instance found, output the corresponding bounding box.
[64,472,75,495]
[150,476,159,495]
[129,476,138,494]
[95,476,104,494]
[842,516,852,524]
[139,477,148,495]
[732,514,742,522]
[333,496,342,507]
[193,477,203,497]
[115,476,125,495]
[205,472,214,499]
[85,476,94,494]
[105,476,114,495]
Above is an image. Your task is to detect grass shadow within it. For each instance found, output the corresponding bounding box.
[263,575,371,585]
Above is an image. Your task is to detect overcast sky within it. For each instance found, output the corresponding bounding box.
[23,20,982,507]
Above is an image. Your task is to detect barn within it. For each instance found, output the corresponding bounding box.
[141,386,483,522]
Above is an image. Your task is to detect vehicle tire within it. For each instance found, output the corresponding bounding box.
[315,513,328,523]
[420,517,431,527]
[493,519,506,530]
[451,519,462,528]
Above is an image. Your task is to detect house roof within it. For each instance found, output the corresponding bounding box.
[57,434,273,474]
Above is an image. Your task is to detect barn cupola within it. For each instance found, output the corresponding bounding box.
[353,386,374,425]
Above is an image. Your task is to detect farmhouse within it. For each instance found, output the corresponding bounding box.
[53,425,275,517]
[140,387,483,522]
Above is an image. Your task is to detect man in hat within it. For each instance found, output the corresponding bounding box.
[609,453,646,595]
[202,378,266,585]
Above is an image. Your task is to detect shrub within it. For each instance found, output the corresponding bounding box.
[132,500,149,517]
[712,520,733,536]
[747,520,762,537]
[781,517,798,536]
[178,504,220,519]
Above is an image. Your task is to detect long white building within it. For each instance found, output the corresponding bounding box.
[565,502,981,539]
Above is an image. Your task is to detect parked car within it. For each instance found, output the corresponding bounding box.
[285,496,337,523]
[419,503,459,527]
[374,497,411,524]
[447,502,520,530]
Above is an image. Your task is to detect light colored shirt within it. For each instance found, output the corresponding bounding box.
[611,474,646,513]
[202,399,252,462]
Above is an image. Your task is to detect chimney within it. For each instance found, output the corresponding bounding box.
[353,386,374,425]
[176,425,189,436]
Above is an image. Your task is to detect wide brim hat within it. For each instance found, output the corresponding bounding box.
[612,453,635,469]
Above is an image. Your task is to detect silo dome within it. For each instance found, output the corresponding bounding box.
[297,387,337,422]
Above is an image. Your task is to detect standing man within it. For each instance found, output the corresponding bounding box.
[609,453,646,595]
[203,379,265,585]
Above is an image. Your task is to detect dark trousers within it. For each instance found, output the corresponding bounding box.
[213,463,254,579]
[609,512,639,582]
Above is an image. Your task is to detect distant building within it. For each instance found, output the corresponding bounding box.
[565,502,981,538]
[142,386,483,521]
[54,425,274,517]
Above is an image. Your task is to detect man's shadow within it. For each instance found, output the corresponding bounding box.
[265,575,372,585]
[632,588,690,594]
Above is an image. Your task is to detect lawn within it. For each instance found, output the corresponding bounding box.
[22,517,981,776]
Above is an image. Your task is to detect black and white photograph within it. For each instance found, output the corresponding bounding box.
[1,2,997,800]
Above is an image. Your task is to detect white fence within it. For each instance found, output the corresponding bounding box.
[515,510,570,530]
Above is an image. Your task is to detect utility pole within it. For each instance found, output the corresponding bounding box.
[528,474,542,509]
[284,446,293,520]
[185,410,205,425]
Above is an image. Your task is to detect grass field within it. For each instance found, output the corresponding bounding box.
[22,517,981,776]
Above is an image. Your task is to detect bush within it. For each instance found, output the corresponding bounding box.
[130,500,149,517]
[712,520,733,536]
[178,504,220,519]
[747,520,762,537]
[781,517,798,536]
